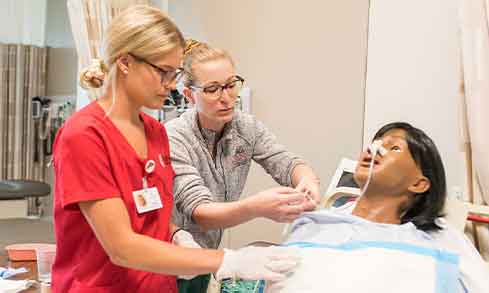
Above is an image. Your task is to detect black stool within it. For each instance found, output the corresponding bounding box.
[0,180,51,218]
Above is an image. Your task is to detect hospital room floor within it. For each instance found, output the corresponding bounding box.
[0,217,55,257]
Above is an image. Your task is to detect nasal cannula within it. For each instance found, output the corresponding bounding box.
[282,140,387,237]
[360,139,387,197]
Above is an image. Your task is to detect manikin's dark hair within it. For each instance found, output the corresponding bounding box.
[373,122,446,232]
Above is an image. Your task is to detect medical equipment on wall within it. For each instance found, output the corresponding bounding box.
[142,90,188,122]
[32,96,75,163]
[163,90,187,121]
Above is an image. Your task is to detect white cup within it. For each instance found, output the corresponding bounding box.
[35,245,56,284]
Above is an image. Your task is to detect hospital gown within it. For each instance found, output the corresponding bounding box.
[282,203,489,293]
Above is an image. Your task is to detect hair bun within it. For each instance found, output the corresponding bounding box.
[79,59,109,89]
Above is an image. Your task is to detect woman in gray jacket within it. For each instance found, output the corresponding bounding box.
[165,41,320,292]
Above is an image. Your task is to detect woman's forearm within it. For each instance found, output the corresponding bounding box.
[291,164,319,188]
[112,232,223,275]
[79,198,224,276]
[192,200,258,231]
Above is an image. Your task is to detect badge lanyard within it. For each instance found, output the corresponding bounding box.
[133,159,163,214]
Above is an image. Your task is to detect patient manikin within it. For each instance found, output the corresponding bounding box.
[271,122,488,293]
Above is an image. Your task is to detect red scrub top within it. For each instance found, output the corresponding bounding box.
[51,102,177,293]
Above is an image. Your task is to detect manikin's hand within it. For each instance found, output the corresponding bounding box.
[245,187,306,223]
[215,246,300,282]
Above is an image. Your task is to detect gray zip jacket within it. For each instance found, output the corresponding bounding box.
[165,108,306,248]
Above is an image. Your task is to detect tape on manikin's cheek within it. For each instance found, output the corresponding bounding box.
[369,140,387,156]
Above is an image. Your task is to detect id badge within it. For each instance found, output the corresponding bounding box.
[132,187,163,214]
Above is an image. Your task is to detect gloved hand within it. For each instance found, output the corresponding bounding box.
[265,281,287,293]
[172,229,201,280]
[172,229,201,249]
[215,246,300,282]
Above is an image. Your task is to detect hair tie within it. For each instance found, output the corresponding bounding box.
[184,39,201,56]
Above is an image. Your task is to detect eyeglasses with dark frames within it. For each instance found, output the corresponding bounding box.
[129,53,184,87]
[190,76,245,100]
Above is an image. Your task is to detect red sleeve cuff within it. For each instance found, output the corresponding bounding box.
[61,191,121,210]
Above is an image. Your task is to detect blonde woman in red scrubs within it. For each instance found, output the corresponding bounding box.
[51,5,299,293]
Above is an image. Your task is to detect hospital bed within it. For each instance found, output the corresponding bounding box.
[322,157,489,274]
[211,158,489,293]
[309,158,489,293]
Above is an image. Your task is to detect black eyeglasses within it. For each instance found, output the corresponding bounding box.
[190,76,245,100]
[129,53,184,87]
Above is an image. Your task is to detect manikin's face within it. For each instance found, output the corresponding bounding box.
[354,129,423,195]
[187,58,240,130]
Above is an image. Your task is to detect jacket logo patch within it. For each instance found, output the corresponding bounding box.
[232,146,248,167]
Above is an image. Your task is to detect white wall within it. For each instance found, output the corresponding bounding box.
[364,0,465,196]
[152,0,168,11]
[45,0,75,48]
[168,0,207,41]
[46,0,78,97]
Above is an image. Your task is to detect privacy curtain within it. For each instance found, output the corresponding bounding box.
[459,0,489,260]
[0,44,48,181]
[67,0,150,106]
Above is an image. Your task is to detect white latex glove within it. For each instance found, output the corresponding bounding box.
[172,229,201,280]
[173,229,201,248]
[215,246,300,282]
[265,281,287,293]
